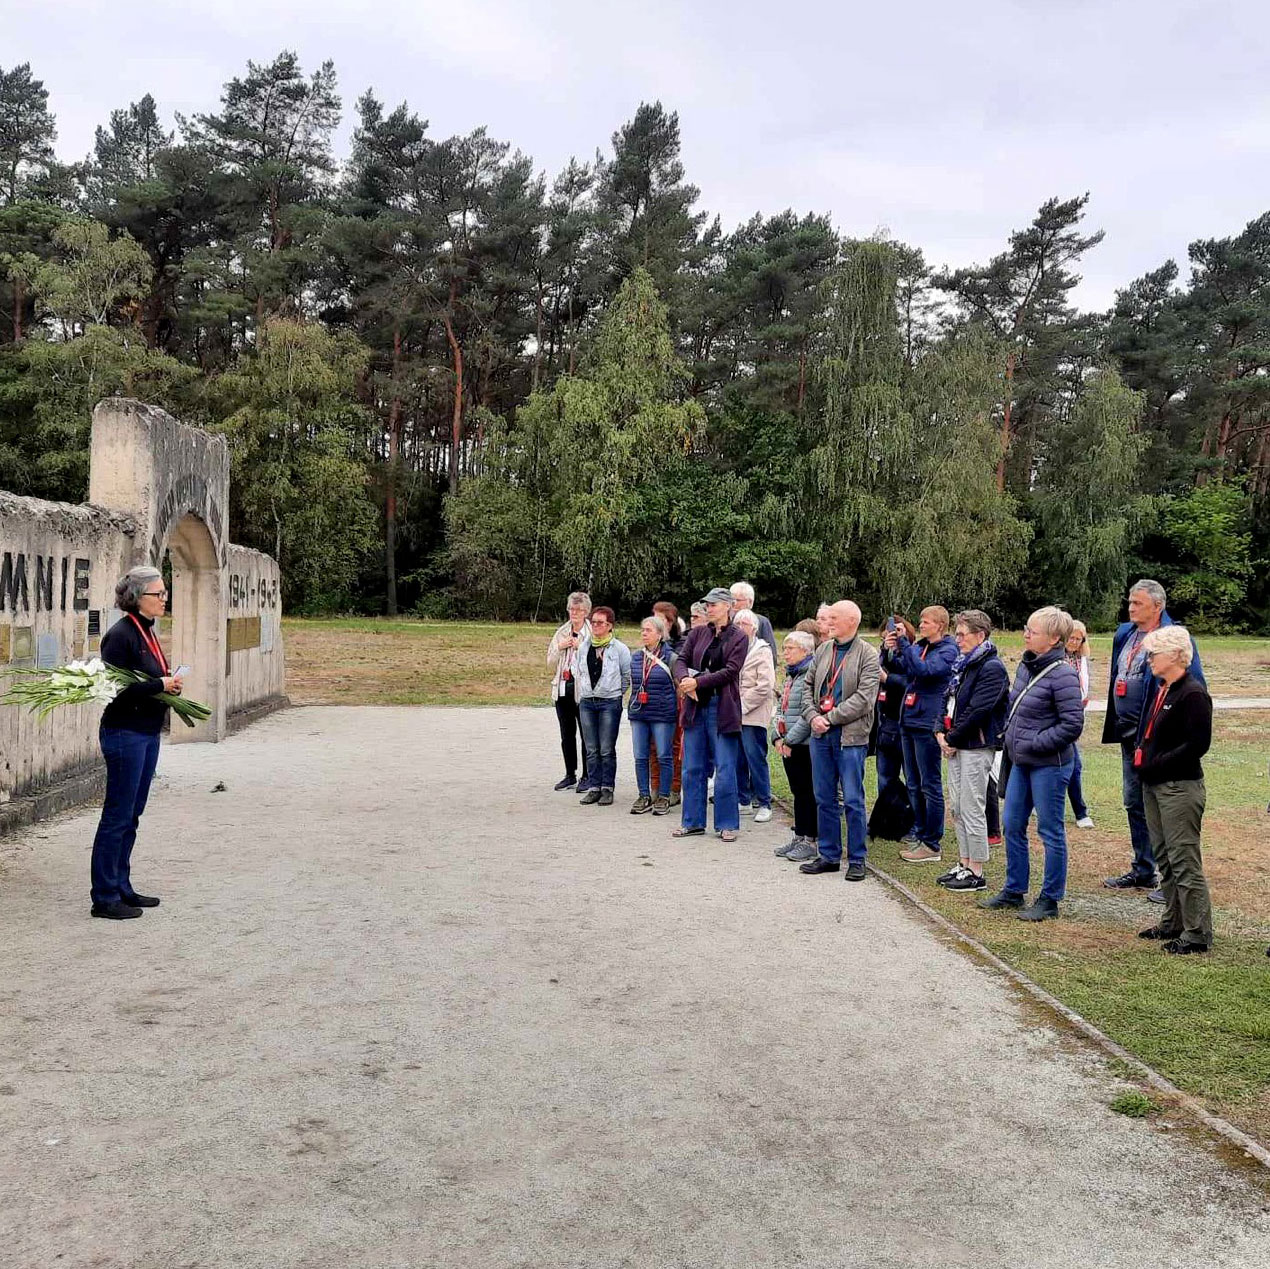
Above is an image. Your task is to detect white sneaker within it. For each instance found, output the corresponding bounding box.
[1076,816,1094,829]
[754,806,773,823]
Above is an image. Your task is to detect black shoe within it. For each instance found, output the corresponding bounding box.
[91,901,142,920]
[1137,925,1177,941]
[121,892,160,908]
[1163,938,1209,955]
[554,775,577,791]
[1018,897,1059,922]
[936,865,965,885]
[1103,872,1155,890]
[978,890,1024,910]
[598,789,614,806]
[944,871,986,892]
[799,857,840,875]
[579,789,601,805]
[844,861,866,882]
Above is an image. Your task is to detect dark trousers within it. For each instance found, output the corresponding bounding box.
[1120,740,1156,881]
[1067,745,1088,819]
[90,726,161,905]
[1143,779,1212,946]
[554,682,587,783]
[876,737,903,800]
[901,728,945,846]
[781,743,818,839]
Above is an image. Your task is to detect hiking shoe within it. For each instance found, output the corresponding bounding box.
[944,871,986,892]
[554,775,577,791]
[786,839,819,862]
[651,796,672,816]
[754,806,773,824]
[844,860,867,882]
[1103,872,1155,890]
[579,789,601,805]
[1163,938,1209,955]
[1018,896,1060,922]
[1075,816,1094,829]
[900,844,942,863]
[978,890,1024,910]
[598,789,614,806]
[630,796,653,815]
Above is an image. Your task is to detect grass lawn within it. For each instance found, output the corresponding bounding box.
[283,616,1270,1143]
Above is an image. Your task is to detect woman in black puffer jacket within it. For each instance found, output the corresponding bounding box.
[979,607,1084,923]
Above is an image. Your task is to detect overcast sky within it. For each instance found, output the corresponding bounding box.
[5,0,1269,310]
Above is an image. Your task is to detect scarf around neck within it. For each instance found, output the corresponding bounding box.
[948,637,996,698]
[591,632,614,649]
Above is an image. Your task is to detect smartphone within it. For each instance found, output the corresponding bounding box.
[886,616,896,633]
[174,664,191,677]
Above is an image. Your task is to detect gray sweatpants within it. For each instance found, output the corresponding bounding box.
[947,749,995,864]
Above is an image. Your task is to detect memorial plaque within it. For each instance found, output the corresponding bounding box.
[36,633,60,669]
[0,626,10,662]
[87,610,101,636]
[227,615,261,652]
[11,626,33,661]
[87,635,101,654]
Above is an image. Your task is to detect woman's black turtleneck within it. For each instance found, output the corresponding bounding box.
[100,612,170,734]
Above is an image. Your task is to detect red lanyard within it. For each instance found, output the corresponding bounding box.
[780,676,794,713]
[128,613,169,675]
[823,645,852,697]
[641,653,655,688]
[1142,683,1169,740]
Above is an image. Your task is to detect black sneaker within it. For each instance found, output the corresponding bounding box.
[598,789,614,806]
[1103,872,1155,890]
[1137,925,1176,941]
[579,789,601,805]
[844,861,867,882]
[1162,938,1209,955]
[936,865,967,886]
[978,890,1024,910]
[944,871,986,892]
[554,775,577,791]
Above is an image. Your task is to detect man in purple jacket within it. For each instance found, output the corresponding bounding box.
[672,588,749,842]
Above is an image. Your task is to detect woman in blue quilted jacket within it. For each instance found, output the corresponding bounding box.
[628,615,680,815]
[979,606,1085,922]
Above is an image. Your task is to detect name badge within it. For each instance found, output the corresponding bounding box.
[1114,678,1127,697]
[638,690,648,704]
[877,689,886,702]
[904,691,918,707]
[1133,747,1143,768]
[944,714,953,730]
[820,696,835,713]
[562,668,572,682]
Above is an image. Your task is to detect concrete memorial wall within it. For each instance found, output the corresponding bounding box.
[0,399,286,822]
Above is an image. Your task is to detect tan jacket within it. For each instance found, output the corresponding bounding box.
[546,618,591,702]
[739,638,776,728]
[799,637,880,747]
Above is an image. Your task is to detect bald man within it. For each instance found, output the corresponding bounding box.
[798,601,880,879]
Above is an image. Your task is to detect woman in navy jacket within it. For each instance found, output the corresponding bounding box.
[628,615,679,815]
[883,606,958,862]
[980,607,1085,922]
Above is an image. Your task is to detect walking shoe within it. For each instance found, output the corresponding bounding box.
[579,789,601,805]
[1018,896,1060,922]
[1162,938,1209,955]
[554,775,577,791]
[669,791,681,806]
[651,796,672,815]
[844,860,867,882]
[630,796,653,815]
[978,890,1024,910]
[121,892,160,908]
[1075,816,1094,829]
[987,834,1003,847]
[799,856,840,875]
[1147,888,1166,904]
[598,788,614,806]
[900,832,921,846]
[786,839,819,863]
[91,901,142,920]
[1103,872,1155,890]
[944,871,986,892]
[1137,925,1178,940]
[774,837,799,857]
[936,865,967,885]
[754,806,773,824]
[900,844,942,863]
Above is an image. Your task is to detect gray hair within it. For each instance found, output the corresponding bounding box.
[730,581,756,604]
[115,565,163,614]
[690,601,708,618]
[954,609,993,637]
[1143,625,1194,668]
[1129,579,1166,609]
[784,630,815,654]
[1028,606,1074,645]
[734,609,759,633]
[641,615,668,640]
[566,591,592,612]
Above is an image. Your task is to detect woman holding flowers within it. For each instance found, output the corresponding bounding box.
[89,566,184,919]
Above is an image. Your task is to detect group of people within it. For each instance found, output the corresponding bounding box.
[547,579,1216,953]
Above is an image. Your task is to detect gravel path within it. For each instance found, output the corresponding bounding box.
[2,705,1268,1269]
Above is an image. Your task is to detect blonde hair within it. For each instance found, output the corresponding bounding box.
[1028,606,1074,645]
[920,605,950,634]
[1067,620,1088,650]
[1143,625,1193,668]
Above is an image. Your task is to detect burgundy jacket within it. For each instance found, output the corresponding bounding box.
[673,621,748,734]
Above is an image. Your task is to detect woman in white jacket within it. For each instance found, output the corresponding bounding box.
[735,609,776,822]
[1064,620,1094,829]
[546,591,592,791]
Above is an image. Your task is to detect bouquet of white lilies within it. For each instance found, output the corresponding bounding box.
[3,658,212,728]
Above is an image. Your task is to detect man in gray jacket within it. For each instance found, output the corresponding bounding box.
[799,600,880,880]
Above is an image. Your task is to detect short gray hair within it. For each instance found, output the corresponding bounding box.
[641,615,668,640]
[784,630,814,654]
[690,602,708,618]
[954,609,993,637]
[115,566,162,614]
[1129,579,1166,608]
[566,591,592,612]
[734,609,759,633]
[1028,606,1074,645]
[730,581,755,603]
[1143,625,1193,668]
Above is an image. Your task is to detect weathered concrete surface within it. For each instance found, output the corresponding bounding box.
[2,706,1268,1269]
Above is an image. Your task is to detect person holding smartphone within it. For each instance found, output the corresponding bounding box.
[547,591,592,791]
[89,566,185,920]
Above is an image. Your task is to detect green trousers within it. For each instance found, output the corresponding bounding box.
[1142,778,1212,947]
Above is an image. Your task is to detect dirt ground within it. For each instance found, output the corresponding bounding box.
[2,705,1270,1269]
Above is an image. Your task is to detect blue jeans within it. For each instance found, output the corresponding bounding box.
[1067,746,1088,820]
[1003,758,1074,902]
[901,729,945,846]
[740,725,771,809]
[631,719,676,797]
[1120,740,1156,880]
[681,698,740,831]
[578,697,622,792]
[810,732,867,864]
[90,726,161,905]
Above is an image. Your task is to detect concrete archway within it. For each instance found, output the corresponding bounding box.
[164,513,224,743]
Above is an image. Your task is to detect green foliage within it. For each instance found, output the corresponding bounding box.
[1155,483,1255,629]
[1108,1090,1158,1118]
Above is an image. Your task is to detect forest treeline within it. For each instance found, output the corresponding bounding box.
[0,54,1265,629]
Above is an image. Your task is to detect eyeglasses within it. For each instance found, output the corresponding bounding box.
[142,590,168,599]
